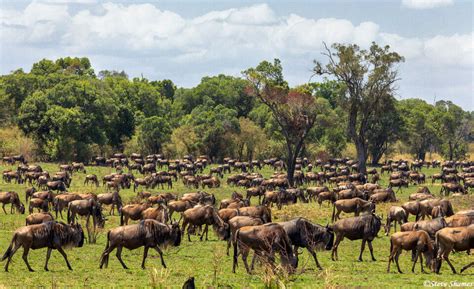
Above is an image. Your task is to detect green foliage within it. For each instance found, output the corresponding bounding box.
[137,116,172,155]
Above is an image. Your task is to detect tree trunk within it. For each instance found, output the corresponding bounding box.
[355,140,367,174]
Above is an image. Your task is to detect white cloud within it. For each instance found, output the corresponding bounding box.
[0,1,472,109]
[402,0,454,9]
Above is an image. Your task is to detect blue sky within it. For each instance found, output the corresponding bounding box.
[1,0,472,109]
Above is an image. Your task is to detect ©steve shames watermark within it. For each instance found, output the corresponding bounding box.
[423,280,474,287]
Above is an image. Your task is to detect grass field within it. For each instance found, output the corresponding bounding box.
[0,162,473,288]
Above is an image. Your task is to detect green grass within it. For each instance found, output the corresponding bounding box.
[0,163,473,288]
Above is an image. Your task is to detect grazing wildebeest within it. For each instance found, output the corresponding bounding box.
[232,223,297,274]
[2,221,84,272]
[28,198,49,214]
[413,217,448,239]
[25,187,37,203]
[25,212,54,225]
[225,216,263,255]
[445,214,474,227]
[279,218,334,270]
[97,191,123,215]
[120,203,150,225]
[181,205,229,242]
[53,193,82,218]
[84,174,99,187]
[0,191,25,214]
[387,230,435,273]
[218,208,240,222]
[402,201,421,221]
[238,206,272,223]
[67,199,105,243]
[99,220,181,269]
[46,181,67,193]
[331,212,382,261]
[369,188,397,203]
[434,225,474,274]
[385,206,408,235]
[332,198,375,222]
[419,199,454,220]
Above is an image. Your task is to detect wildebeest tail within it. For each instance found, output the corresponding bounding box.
[99,231,111,268]
[1,233,17,261]
[331,202,336,222]
[67,203,73,224]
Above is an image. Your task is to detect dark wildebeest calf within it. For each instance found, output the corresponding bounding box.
[2,221,84,271]
[279,218,334,270]
[99,220,181,269]
[331,212,382,262]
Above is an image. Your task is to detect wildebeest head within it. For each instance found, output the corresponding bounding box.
[171,222,182,246]
[323,224,335,250]
[70,223,85,248]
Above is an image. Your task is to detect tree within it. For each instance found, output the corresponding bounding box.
[367,99,403,164]
[137,116,171,155]
[151,79,176,101]
[398,99,439,160]
[314,42,404,173]
[233,118,268,161]
[243,59,319,187]
[433,100,471,160]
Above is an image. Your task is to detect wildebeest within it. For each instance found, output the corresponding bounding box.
[419,199,454,220]
[332,198,375,222]
[279,218,334,270]
[29,198,49,214]
[331,212,382,261]
[181,205,229,241]
[238,206,272,223]
[25,212,54,225]
[232,223,297,274]
[97,191,123,215]
[2,221,84,271]
[387,230,435,273]
[67,199,105,243]
[0,191,25,214]
[99,220,181,269]
[168,200,194,220]
[402,201,421,221]
[226,216,263,255]
[413,217,448,239]
[369,188,397,203]
[434,225,474,274]
[84,174,99,187]
[385,206,408,235]
[46,181,67,193]
[53,193,82,218]
[141,206,169,223]
[120,203,150,225]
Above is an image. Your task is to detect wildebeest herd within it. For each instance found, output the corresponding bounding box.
[1,154,473,282]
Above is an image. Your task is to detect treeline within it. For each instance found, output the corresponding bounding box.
[0,56,472,163]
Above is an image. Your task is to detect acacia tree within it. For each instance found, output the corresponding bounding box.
[314,42,404,173]
[243,59,319,187]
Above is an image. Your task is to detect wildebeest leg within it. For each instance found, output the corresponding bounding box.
[244,249,253,274]
[460,262,474,273]
[4,243,21,272]
[57,247,72,270]
[141,246,149,269]
[419,251,424,273]
[395,249,403,273]
[358,239,366,261]
[22,247,34,272]
[44,247,53,271]
[368,241,376,261]
[153,246,167,268]
[412,249,420,273]
[308,247,323,270]
[2,203,7,214]
[443,254,457,274]
[200,224,207,241]
[331,234,343,261]
[115,246,128,269]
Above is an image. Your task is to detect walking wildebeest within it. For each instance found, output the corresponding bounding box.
[2,221,84,272]
[434,225,474,274]
[387,230,435,273]
[279,218,334,270]
[331,212,382,261]
[120,203,150,225]
[232,223,297,274]
[226,216,263,255]
[99,220,181,269]
[53,193,82,218]
[0,191,25,214]
[84,174,99,187]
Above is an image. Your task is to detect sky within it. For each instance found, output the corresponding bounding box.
[0,0,473,110]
